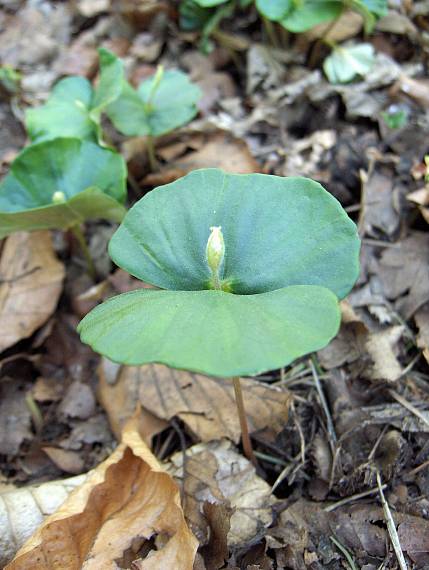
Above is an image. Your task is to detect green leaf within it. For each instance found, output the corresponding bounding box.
[25,48,124,143]
[179,0,213,31]
[359,0,387,17]
[78,286,341,377]
[106,69,202,137]
[193,0,229,6]
[280,1,343,32]
[323,43,375,84]
[91,47,124,118]
[26,77,96,142]
[256,0,292,21]
[109,168,360,299]
[0,138,127,237]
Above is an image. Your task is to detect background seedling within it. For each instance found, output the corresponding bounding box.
[0,137,127,277]
[78,168,360,462]
[106,62,202,170]
[26,49,123,144]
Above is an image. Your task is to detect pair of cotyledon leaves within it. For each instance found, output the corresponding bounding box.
[0,49,202,236]
[78,168,360,378]
[0,138,127,237]
[190,0,387,33]
[26,48,202,143]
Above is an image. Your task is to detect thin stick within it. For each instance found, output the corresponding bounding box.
[376,470,408,570]
[388,388,429,430]
[146,135,158,172]
[232,376,257,466]
[70,224,96,280]
[309,357,337,447]
[329,535,359,570]
[324,484,387,512]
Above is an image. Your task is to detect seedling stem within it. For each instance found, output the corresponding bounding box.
[206,226,256,465]
[71,223,96,280]
[146,135,158,171]
[232,375,257,466]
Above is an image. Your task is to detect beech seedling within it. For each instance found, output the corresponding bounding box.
[26,48,123,143]
[78,168,360,461]
[0,137,127,275]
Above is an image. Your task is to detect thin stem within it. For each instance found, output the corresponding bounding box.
[146,135,158,172]
[70,223,96,280]
[232,376,257,466]
[262,16,280,48]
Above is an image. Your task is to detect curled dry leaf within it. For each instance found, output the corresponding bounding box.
[6,416,198,570]
[168,440,276,548]
[318,301,403,382]
[143,131,259,186]
[0,231,65,352]
[98,360,290,443]
[0,475,86,568]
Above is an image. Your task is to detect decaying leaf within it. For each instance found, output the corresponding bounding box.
[0,231,65,352]
[98,360,290,443]
[98,359,169,442]
[0,380,32,456]
[377,232,429,319]
[318,301,403,382]
[143,131,258,186]
[6,416,198,570]
[168,440,276,548]
[0,475,85,568]
[415,302,429,363]
[360,168,402,238]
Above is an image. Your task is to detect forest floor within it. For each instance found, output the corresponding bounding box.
[1,1,429,569]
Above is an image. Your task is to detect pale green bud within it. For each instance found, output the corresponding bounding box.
[52,191,66,204]
[206,226,225,278]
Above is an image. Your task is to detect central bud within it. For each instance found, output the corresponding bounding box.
[206,226,225,290]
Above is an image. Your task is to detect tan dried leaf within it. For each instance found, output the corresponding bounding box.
[98,359,168,442]
[143,131,258,186]
[6,416,198,570]
[99,361,289,443]
[0,231,65,352]
[0,475,86,568]
[168,440,276,548]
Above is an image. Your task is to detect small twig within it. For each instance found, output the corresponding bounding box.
[291,399,306,465]
[309,357,337,448]
[324,484,387,512]
[368,424,389,462]
[329,535,358,570]
[404,458,429,479]
[388,389,429,430]
[376,470,408,570]
[254,451,287,467]
[171,418,188,505]
[232,376,257,466]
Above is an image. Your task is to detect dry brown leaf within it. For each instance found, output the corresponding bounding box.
[377,232,429,319]
[98,359,169,442]
[168,440,275,548]
[6,415,198,570]
[0,231,65,353]
[407,186,429,225]
[143,131,259,186]
[0,475,86,568]
[319,301,403,382]
[99,360,289,443]
[415,302,429,364]
[42,447,85,475]
[364,326,404,382]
